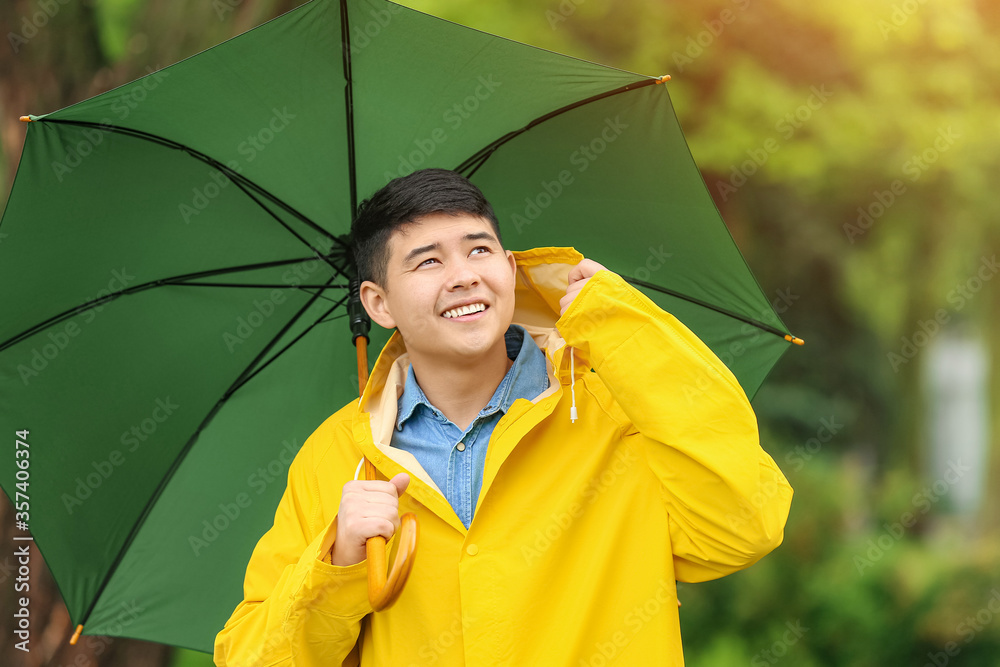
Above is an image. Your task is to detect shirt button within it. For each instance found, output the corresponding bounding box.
[466,544,479,556]
[456,442,466,452]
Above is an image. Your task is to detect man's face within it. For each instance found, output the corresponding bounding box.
[360,212,516,367]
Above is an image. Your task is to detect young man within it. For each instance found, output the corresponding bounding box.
[214,169,792,666]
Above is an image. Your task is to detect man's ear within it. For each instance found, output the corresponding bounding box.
[505,249,516,276]
[359,280,396,330]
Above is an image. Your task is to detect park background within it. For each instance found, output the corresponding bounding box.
[0,0,997,665]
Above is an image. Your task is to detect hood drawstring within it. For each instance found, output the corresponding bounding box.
[568,345,578,423]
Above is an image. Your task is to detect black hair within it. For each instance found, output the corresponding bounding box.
[350,168,502,287]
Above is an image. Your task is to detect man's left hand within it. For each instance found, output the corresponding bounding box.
[560,258,609,316]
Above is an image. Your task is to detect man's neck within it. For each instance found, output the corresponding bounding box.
[408,343,514,432]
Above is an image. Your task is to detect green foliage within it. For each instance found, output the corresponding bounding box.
[94,0,145,61]
[168,647,215,667]
[679,455,1000,667]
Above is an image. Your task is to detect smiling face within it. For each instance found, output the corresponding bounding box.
[359,211,517,369]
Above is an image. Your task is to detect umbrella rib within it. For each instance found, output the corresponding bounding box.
[454,76,664,178]
[621,274,801,343]
[74,276,339,632]
[0,256,334,352]
[226,293,349,397]
[291,285,352,306]
[317,311,349,324]
[34,118,347,260]
[169,281,350,289]
[222,171,351,282]
[164,281,351,305]
[340,0,358,218]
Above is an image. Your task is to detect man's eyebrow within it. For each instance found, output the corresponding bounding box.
[463,231,497,244]
[403,242,439,266]
[401,232,499,265]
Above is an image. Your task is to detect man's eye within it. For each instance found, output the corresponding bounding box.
[419,258,439,267]
[471,246,491,255]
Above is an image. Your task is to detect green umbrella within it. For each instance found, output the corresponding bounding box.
[0,0,800,654]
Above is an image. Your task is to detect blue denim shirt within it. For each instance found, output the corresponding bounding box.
[391,324,549,528]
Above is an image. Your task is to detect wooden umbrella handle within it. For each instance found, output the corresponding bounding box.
[364,458,419,610]
[357,338,419,611]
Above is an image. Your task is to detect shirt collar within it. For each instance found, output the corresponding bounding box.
[395,324,548,431]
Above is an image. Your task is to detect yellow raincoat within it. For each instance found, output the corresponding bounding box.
[214,246,793,666]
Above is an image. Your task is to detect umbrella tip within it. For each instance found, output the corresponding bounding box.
[19,115,32,122]
[656,75,671,84]
[69,624,83,644]
[784,334,805,346]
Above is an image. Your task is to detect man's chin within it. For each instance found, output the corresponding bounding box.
[423,333,508,366]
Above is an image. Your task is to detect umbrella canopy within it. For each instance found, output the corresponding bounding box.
[0,0,799,653]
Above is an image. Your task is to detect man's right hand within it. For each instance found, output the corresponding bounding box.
[330,472,410,566]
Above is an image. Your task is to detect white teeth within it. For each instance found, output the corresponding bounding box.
[443,303,486,319]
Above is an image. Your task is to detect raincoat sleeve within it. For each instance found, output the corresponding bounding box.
[557,269,793,582]
[214,421,371,667]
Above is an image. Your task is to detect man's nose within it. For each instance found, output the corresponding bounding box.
[447,259,480,289]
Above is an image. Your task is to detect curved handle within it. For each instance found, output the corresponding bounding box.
[364,458,419,611]
[355,331,418,610]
